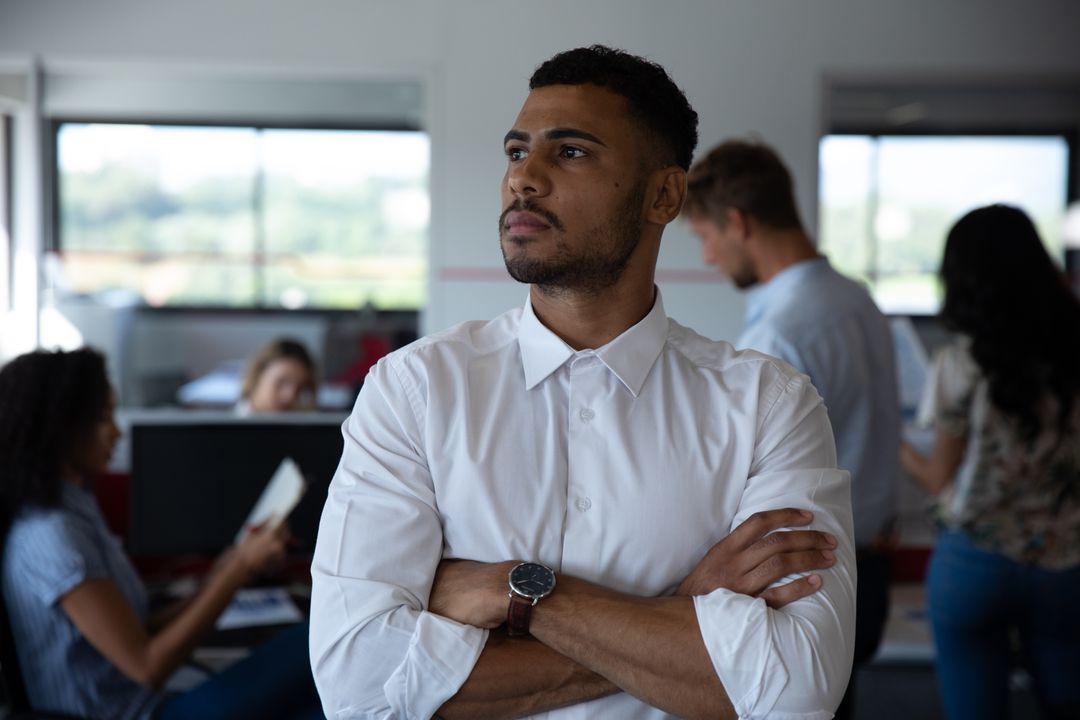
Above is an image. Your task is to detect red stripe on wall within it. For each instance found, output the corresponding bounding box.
[438,267,726,284]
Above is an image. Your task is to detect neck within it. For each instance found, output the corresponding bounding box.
[752,228,819,284]
[529,270,657,351]
[60,466,87,489]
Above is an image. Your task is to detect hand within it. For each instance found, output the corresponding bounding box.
[676,509,836,609]
[232,518,290,578]
[900,440,920,472]
[429,559,517,629]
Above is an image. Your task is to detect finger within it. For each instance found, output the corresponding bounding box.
[744,548,836,595]
[735,530,836,576]
[750,529,837,555]
[726,509,815,551]
[247,514,281,537]
[759,574,823,609]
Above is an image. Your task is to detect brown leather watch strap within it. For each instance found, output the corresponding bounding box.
[506,592,535,637]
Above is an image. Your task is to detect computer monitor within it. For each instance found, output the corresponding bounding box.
[128,414,346,557]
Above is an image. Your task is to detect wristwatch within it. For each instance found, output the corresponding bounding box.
[506,561,556,637]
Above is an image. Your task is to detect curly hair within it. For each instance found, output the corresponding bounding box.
[0,348,111,535]
[530,45,699,171]
[940,204,1080,440]
[683,139,804,230]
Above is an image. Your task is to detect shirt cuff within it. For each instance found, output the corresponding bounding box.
[383,611,488,720]
[693,589,790,719]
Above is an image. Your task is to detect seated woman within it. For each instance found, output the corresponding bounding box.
[902,205,1080,720]
[238,338,319,415]
[0,348,324,720]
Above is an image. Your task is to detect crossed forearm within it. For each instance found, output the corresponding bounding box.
[437,630,618,719]
[528,575,735,719]
[438,577,732,719]
[431,509,834,717]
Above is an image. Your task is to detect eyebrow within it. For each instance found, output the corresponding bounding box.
[503,127,608,147]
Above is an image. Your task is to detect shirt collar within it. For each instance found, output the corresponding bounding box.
[518,288,669,397]
[744,256,830,328]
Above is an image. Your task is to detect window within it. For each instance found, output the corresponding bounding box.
[818,134,1071,315]
[55,122,429,309]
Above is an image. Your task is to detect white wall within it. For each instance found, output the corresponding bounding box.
[2,0,1079,348]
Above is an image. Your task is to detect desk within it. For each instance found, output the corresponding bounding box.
[873,582,934,665]
[162,583,310,694]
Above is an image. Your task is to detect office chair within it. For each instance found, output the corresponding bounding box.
[0,579,88,719]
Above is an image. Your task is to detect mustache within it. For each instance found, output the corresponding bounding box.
[499,199,565,233]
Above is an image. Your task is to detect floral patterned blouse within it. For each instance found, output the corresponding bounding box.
[917,338,1080,568]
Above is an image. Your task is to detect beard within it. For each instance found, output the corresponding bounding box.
[730,264,759,290]
[500,181,646,296]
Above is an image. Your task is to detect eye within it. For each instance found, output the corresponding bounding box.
[559,146,587,159]
[505,146,527,162]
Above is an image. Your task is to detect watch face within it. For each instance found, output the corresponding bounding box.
[509,562,556,600]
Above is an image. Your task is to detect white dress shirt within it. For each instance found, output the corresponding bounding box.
[310,291,856,720]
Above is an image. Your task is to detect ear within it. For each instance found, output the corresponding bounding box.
[724,206,749,240]
[644,167,688,226]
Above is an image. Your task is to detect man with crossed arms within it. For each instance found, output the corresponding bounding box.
[311,45,855,719]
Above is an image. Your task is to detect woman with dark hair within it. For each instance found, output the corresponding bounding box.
[0,348,324,719]
[902,204,1080,720]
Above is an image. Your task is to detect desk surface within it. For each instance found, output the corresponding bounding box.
[873,582,934,665]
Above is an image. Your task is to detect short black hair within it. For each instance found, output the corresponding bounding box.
[530,45,699,171]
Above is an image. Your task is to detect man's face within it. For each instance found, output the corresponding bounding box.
[689,215,757,289]
[499,84,650,294]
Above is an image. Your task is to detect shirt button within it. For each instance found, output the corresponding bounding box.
[579,408,595,422]
[575,497,592,512]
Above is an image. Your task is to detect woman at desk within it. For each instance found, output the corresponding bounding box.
[902,204,1080,720]
[238,338,318,415]
[0,348,324,720]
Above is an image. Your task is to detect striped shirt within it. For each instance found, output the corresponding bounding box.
[2,482,161,719]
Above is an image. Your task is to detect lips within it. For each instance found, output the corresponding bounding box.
[504,211,551,234]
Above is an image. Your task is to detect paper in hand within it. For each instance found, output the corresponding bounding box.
[235,457,306,544]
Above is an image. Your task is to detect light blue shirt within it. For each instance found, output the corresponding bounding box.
[2,483,161,720]
[739,257,900,545]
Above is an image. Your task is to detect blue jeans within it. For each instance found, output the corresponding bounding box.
[927,530,1080,720]
[157,622,324,720]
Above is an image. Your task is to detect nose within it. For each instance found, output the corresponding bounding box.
[506,153,551,198]
[279,384,300,409]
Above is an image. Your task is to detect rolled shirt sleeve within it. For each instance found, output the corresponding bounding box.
[6,511,108,607]
[693,372,857,720]
[310,358,487,719]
